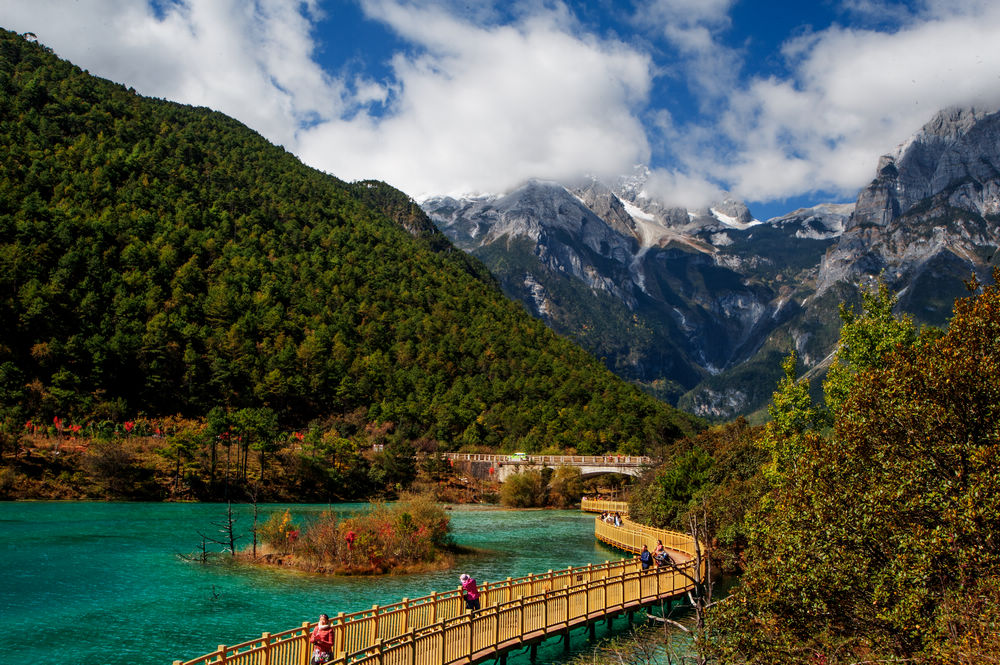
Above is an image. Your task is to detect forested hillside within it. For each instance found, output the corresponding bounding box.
[0,29,699,454]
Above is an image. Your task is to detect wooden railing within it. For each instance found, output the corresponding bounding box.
[175,517,697,665]
[580,498,630,515]
[596,517,696,559]
[333,559,693,665]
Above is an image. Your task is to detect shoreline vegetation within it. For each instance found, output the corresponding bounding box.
[183,494,600,577]
[241,543,481,577]
[0,424,507,504]
[0,426,608,511]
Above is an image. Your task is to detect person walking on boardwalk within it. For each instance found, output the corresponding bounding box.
[653,539,668,566]
[460,573,480,613]
[640,544,653,570]
[309,613,335,664]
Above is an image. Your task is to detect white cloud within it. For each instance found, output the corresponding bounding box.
[296,0,654,197]
[679,0,1000,203]
[0,0,341,147]
[352,77,391,106]
[634,0,741,104]
[642,167,724,209]
[640,0,734,29]
[4,0,1000,210]
[2,0,656,198]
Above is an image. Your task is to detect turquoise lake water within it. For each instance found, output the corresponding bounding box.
[0,503,635,665]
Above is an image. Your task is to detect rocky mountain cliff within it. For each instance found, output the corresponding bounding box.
[849,107,997,228]
[421,107,1000,419]
[423,173,846,410]
[820,107,1000,303]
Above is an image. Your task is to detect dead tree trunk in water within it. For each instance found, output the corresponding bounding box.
[221,501,238,556]
[249,484,261,559]
[196,501,242,558]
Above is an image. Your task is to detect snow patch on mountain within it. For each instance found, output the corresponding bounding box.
[622,200,669,248]
[710,207,761,229]
[622,199,656,222]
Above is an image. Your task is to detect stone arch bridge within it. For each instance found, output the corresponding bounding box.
[440,453,652,482]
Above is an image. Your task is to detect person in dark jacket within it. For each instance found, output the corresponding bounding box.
[639,544,652,570]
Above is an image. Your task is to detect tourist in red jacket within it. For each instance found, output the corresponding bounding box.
[310,613,335,664]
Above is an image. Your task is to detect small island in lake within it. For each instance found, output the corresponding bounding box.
[242,493,458,575]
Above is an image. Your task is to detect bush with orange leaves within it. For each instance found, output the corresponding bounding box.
[288,493,453,574]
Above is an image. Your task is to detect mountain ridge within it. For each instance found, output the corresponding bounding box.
[422,106,1000,418]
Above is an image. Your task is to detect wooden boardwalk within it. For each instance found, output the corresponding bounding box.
[579,498,629,515]
[175,504,698,665]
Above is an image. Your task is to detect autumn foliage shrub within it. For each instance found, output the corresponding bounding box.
[289,493,452,573]
[293,510,340,561]
[258,509,300,553]
[547,466,584,508]
[0,467,16,497]
[82,440,152,497]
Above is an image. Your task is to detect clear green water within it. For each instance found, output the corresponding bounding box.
[0,503,631,665]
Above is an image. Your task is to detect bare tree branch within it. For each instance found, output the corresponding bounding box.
[646,615,691,633]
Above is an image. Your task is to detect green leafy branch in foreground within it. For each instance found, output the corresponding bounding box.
[708,271,1000,663]
[630,276,1000,663]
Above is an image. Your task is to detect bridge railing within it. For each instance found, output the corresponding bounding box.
[175,554,670,665]
[337,562,695,665]
[176,555,698,665]
[442,453,652,466]
[595,517,697,559]
[582,501,700,560]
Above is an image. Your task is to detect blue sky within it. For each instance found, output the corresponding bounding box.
[4,0,1000,219]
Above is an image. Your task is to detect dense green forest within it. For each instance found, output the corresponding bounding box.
[0,29,699,456]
